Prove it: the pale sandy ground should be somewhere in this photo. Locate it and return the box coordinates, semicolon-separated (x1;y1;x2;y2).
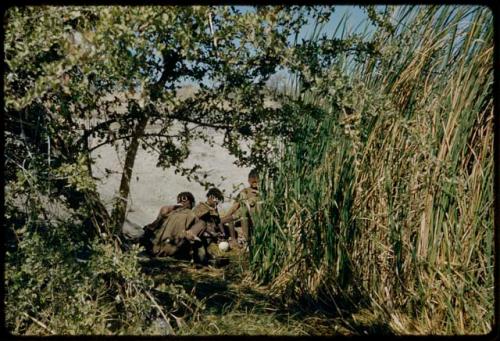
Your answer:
90;126;251;238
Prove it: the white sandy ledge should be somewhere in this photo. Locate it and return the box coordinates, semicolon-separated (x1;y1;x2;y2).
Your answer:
90;125;252;237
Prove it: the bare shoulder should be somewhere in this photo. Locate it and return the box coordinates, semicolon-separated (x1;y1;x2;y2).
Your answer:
160;205;175;217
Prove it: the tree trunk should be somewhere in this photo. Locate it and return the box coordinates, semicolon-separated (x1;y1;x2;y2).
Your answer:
111;116;149;234
110;51;171;236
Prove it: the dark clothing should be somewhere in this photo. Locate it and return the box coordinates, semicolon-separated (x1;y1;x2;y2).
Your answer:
151;207;198;257
193;202;222;237
143;205;179;233
222;187;260;241
237;187;259;240
140;205;181;252
141;203;219;264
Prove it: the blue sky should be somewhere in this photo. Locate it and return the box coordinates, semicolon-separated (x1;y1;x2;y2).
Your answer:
299;6;376;39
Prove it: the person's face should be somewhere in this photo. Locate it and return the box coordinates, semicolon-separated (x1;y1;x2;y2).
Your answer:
248;176;259;189
178;195;193;209
207;195;220;208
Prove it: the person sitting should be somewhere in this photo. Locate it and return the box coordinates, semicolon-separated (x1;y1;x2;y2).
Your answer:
183;187;227;261
220;169;260;249
140;192;197;251
192;187;225;240
144;192;212;264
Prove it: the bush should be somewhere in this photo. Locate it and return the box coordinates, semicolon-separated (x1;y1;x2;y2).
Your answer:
5;213;205;335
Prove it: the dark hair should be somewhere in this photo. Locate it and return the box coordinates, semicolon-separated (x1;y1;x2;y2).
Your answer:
177;192;195;206
248;168;259;179
206;187;224;202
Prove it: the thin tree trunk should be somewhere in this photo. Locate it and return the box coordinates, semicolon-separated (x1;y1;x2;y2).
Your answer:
109;48;175;236
111;115;149;234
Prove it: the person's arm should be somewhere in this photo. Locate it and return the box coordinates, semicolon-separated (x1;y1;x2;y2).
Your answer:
213;214;225;236
220;197;241;224
159;204;181;218
144;204;181;232
186;217;206;239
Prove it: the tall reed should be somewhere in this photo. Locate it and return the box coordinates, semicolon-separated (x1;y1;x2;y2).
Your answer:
251;5;493;334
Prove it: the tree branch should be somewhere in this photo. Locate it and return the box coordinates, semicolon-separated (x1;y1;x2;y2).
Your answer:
88;132;177;153
168;113;233;130
77;117;119;147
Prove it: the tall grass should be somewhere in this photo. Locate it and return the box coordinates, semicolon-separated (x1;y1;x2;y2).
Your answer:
250;5;493;334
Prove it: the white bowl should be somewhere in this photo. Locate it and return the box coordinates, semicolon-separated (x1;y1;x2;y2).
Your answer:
218;241;230;252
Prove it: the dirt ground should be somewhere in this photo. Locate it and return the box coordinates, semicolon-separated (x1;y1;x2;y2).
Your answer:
90;126;251;238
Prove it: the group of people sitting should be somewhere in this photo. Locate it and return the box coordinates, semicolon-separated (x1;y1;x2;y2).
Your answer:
131;169;260;265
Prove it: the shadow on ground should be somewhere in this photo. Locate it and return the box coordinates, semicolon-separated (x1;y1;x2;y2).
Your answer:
137;246;392;336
